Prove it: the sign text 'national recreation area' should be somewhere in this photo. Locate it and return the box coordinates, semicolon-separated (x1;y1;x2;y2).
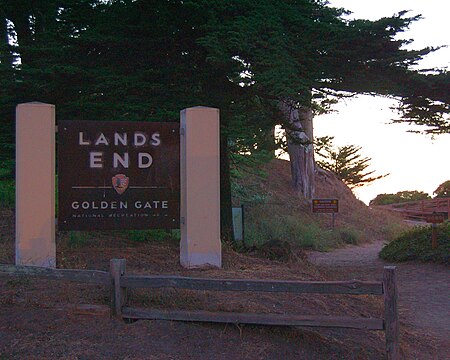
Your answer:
58;120;180;230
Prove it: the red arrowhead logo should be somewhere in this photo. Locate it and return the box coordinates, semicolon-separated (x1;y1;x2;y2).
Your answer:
112;174;129;195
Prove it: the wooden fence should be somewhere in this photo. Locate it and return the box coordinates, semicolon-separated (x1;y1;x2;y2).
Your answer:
0;260;399;359
376;197;450;222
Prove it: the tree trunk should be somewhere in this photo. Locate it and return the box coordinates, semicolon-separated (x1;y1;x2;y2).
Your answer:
220;132;235;243
280;101;315;200
0;17;12;67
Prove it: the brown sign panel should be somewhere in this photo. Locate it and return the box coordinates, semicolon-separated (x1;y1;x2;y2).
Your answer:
58;120;180;230
312;199;339;213
424;212;447;224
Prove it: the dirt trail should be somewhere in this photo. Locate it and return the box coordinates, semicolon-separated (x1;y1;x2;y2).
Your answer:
308;241;450;359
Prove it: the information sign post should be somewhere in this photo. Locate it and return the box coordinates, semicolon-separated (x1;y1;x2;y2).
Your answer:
312;199;339;229
424;212;446;249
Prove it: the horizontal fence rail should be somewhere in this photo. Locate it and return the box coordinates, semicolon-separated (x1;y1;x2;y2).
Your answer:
121;275;383;295
121;308;385;330
377;197;450;221
0;264;110;285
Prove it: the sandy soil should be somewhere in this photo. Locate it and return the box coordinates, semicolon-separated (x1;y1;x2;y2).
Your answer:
308;241;450;359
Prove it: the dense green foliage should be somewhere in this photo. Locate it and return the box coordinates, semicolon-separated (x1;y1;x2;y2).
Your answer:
379;223;450;264
1;1;448;153
1;0;449;236
370;190;431;205
315;136;387;188
0;178;14;208
433;180;450;198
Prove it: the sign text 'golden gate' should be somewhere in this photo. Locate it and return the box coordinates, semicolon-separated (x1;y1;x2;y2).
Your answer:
58;120;180;230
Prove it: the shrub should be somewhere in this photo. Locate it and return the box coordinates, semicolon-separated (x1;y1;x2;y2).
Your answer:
338;227;362;245
370;190;430;206
379;223;450;264
0;179;14;208
243;207;341;251
68;231;90;248
231;182;267;204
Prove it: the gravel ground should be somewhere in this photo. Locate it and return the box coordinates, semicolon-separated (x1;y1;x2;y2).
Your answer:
308;240;450;359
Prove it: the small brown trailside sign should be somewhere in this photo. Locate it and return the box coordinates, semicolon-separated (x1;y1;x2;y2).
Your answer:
312;199;339;213
424;212;446;224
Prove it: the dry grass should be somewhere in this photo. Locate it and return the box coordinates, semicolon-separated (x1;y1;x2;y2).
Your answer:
233;159;408;250
0;208;14;264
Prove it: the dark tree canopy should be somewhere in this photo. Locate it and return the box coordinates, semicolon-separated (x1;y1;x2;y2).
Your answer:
315;136;388;188
433;180;450;198
1;1;449;151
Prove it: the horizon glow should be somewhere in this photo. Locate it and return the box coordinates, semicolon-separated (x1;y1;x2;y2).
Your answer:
314;0;450;204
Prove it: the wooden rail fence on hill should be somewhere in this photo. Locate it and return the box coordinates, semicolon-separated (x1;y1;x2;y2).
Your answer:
376;197;450;222
0;260;400;360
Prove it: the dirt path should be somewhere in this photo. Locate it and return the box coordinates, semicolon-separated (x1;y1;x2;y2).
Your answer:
308;241;450;359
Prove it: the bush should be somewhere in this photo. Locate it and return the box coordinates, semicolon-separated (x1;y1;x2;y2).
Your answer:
370;190;430;206
0;179;14;208
68;231;90;248
379;223;450;264
243;207;342;251
338;227;363;245
231;182;267;204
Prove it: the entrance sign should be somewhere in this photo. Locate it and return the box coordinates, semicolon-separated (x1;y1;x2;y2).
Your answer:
58;120;180;230
312;199;339;213
16;103;221;269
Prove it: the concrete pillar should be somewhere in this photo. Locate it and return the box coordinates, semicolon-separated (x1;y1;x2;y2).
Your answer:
16;102;56;267
180;107;221;268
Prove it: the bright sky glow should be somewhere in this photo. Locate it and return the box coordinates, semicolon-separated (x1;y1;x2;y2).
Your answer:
314;0;450;204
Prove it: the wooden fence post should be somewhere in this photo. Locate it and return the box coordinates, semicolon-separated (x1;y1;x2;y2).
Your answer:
383;266;399;360
110;259;126;319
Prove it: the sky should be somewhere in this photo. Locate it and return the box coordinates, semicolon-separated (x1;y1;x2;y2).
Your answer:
313;0;450;204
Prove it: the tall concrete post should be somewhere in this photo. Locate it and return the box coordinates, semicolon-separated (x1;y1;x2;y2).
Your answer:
16;102;56;268
180;107;221;268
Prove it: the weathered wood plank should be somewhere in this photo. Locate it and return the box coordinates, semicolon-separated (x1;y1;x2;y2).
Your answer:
122;307;384;330
110;259;126;318
121;275;383;295
0;264;110;285
55;304;110;316
383;266;400;360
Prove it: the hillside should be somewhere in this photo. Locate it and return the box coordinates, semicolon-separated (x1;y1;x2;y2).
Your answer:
232;158;407;251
